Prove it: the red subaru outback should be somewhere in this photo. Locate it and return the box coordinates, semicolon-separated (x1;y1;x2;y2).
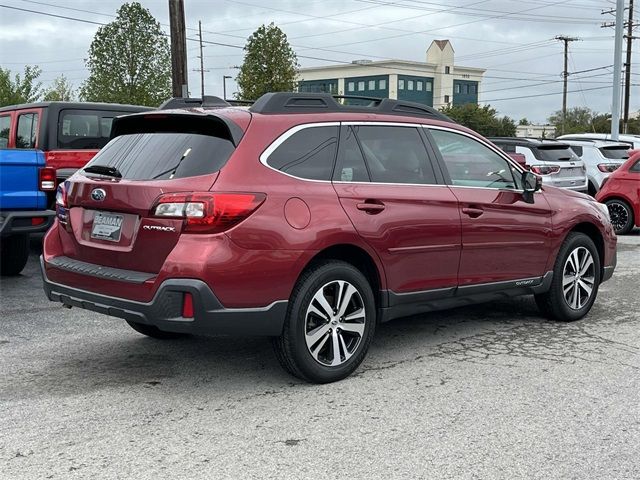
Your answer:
42;93;617;383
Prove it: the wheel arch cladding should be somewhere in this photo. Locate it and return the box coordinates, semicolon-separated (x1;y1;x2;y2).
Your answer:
570;222;604;273
302;244;384;309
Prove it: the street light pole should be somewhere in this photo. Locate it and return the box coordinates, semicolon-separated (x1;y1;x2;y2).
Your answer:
223;75;232;100
610;0;625;141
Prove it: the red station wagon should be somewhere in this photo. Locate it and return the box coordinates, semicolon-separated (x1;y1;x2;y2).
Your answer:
42;93;617;383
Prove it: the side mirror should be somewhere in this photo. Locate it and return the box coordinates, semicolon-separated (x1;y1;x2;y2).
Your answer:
522;171;542;204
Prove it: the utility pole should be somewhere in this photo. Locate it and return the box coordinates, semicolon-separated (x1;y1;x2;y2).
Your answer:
556;35;579;135
169;0;188;97
611;0;625;140
198;20;205;98
623;0;635;133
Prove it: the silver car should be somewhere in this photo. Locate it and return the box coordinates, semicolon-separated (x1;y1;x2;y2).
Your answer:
561;139;630;195
489;138;588;192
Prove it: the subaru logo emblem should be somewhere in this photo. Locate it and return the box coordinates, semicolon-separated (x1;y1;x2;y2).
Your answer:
91;188;106;201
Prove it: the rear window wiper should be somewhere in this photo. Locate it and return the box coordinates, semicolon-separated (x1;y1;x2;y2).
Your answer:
83;165;122;178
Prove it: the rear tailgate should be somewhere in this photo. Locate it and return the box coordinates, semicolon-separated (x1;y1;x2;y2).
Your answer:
53;111;246;274
0;149;47;210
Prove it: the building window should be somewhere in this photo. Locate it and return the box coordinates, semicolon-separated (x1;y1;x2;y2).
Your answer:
416;81;423;91
445;66;450;74
426;82;432;92
463;84;469;94
398;79;405;90
358;81;365;91
368;80;376;90
407;80;414;91
455;84;461;94
379;79;386;89
444;95;450;104
470;84;477;94
348;82;355;92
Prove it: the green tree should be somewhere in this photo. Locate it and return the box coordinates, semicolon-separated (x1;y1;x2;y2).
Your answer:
236;23;298;100
548;107;594;135
440;103;517;137
518;118;530;126
80;2;171;106
0;65;42;107
43;75;75;101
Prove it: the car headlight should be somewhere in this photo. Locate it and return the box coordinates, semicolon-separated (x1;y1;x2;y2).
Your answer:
594;201;611;222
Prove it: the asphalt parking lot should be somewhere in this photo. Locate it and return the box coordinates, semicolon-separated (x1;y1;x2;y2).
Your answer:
1;232;639;480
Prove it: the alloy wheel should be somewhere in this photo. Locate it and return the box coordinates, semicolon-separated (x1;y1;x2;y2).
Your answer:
562;246;595;310
607;201;629;233
304;280;366;366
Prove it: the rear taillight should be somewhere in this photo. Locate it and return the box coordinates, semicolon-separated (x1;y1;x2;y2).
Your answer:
530;165;561;176
151;192;266;234
56;183;68;225
597;163;620;173
39;167;56;191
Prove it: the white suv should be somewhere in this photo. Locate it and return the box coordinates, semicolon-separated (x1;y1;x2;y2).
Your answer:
561;139;630;195
489;138;588;193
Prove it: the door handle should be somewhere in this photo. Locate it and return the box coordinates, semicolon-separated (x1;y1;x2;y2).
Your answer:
462;207;484;218
356;200;386;214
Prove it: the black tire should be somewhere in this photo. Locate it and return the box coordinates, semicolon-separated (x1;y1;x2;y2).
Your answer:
605;199;634;235
535;232;601;322
587;182;597;197
273;260;376;383
125;320;187;339
0;234;30;276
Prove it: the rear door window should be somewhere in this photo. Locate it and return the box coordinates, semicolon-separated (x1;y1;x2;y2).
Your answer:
58;110;123;149
85;132;235;180
0;115;10;149
16;112;38;148
333;126;370;182
266;125;338;181
352;125;436;185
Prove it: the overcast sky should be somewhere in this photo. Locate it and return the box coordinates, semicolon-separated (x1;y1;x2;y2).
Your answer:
0;0;637;122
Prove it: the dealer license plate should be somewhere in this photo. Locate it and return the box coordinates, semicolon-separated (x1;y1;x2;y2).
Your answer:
90;212;123;242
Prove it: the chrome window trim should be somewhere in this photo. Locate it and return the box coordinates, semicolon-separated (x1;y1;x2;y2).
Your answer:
259;122;340;183
259;120;531;192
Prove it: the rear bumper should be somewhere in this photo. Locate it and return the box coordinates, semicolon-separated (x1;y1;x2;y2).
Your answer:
0;210;55;237
41;256;288;336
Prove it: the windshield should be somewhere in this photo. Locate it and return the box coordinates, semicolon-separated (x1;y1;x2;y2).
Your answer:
599;146;630;160
85;132;234;180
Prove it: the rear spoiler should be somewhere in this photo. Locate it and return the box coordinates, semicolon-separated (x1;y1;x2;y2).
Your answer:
110;111;245;146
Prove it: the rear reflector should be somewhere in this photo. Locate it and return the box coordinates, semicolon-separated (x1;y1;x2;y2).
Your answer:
182;292;194;318
39;167;57;191
31;217;46;226
152;192;266;234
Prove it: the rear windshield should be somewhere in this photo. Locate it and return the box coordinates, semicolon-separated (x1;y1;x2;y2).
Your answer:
57;109;129;150
599;146;629;160
85;132;234;180
535;145;579;162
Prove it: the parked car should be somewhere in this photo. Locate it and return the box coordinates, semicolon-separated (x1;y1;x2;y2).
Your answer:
558;133;640;150
488;137;588;193
0;148;55;275
0;101;152;205
562;139;630;195
41;93;617;383
596;150;640;234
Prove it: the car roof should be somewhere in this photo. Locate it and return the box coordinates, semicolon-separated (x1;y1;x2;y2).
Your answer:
0;101;152;113
488;137;571;148
560;138;631;148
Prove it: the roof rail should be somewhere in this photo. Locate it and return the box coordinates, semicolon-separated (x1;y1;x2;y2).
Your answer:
248;92;454;123
159;95;230;110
